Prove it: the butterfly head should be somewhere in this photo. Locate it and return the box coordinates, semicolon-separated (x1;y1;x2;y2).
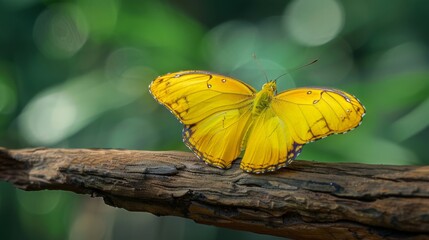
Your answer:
262;81;277;95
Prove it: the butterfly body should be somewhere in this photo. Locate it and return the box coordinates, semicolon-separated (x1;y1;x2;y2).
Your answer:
252;82;276;116
150;71;365;173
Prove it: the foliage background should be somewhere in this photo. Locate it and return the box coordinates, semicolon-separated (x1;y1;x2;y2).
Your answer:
1;0;428;239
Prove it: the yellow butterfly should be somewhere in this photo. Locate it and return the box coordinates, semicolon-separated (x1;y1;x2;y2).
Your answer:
149;70;365;173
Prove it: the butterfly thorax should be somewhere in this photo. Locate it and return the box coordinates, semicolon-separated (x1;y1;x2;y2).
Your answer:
251;81;276;116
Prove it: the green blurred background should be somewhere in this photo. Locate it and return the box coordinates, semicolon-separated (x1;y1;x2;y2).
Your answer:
1;0;428;239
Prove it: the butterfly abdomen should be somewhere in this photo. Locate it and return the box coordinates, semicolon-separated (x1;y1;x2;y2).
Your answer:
251;81;276;116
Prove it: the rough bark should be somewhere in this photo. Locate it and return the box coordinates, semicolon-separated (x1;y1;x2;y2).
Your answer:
0;147;428;240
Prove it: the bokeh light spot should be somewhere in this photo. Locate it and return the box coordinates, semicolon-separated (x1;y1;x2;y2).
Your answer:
202;21;257;72
105;48;147;82
18;91;78;145
18;70;145;146
392;97;429;141
284;0;345;46
33;3;89;59
372;42;428;78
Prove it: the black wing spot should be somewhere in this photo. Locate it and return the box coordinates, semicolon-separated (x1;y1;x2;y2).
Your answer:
182;125;193;141
205;74;214;88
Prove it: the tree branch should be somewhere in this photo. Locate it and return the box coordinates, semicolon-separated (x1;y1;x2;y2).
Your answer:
0;147;428;239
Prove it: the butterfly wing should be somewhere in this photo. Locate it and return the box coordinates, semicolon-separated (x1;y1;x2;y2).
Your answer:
150;71;256;168
240;87;365;173
150;71;256;124
183;107;253;168
273;87;365;143
240;108;300;173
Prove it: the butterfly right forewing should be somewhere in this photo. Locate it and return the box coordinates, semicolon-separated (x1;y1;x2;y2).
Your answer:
150;71;256;124
272;87;365;144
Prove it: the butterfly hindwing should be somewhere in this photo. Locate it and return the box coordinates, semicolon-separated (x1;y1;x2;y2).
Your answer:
183;107;253;168
240;108;303;173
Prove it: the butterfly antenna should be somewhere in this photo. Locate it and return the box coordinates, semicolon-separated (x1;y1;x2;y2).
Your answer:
274;59;319;82
252;53;270;83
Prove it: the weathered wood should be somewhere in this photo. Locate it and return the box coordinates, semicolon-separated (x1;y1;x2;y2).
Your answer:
0;147;428;240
